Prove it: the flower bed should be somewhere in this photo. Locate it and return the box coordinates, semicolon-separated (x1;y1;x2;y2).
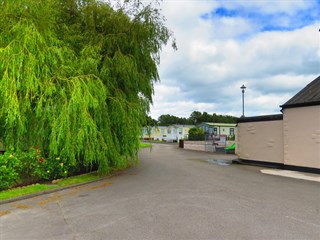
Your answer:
0;146;77;191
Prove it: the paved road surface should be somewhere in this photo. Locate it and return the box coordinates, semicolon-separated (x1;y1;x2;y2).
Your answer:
1;144;319;240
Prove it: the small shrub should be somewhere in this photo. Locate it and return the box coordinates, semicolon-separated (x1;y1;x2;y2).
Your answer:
0;146;88;190
17;147;44;184
42;155;76;181
0;150;22;191
188;127;205;141
18;146;76;183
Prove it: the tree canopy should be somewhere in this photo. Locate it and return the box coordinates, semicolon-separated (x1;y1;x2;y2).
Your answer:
0;0;175;173
157;114;190;126
156;111;238;126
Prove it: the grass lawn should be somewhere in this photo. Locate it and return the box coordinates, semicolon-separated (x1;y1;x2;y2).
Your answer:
0;184;58;201
0;172;105;201
55;172;102;187
139;142;152;148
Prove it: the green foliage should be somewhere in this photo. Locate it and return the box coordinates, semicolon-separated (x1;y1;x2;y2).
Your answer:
41;156;74;181
16;148;44;184
189;111;202;124
0;151;22;191
144;115;158;127
188;127;205;141
198;112;237;124
157;111;238;126
0;146;77;190
17;146;76;182
0;0;174;173
158;114;190;126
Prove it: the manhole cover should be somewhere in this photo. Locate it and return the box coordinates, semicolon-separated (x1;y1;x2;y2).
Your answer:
207;159;231;166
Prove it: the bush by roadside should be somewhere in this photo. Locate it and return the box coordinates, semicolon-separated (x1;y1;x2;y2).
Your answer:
0;146;76;191
188;127;205;141
0;142;151;192
0;151;21;190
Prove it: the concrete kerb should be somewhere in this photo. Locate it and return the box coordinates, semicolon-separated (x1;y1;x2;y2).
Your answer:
232;159;320;182
260;169;320;183
0;169;128;205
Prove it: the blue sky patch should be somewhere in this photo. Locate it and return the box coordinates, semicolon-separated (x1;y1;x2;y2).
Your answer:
215;7;238;18
201;3;319;33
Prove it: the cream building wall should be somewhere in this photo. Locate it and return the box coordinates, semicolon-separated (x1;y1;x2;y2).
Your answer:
283;106;320;168
237;76;320;171
237;119;284;164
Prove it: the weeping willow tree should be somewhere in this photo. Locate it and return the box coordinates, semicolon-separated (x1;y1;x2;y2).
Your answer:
0;0;176;173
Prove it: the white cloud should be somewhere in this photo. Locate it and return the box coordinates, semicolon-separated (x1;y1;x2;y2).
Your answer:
151;100;216;119
150;0;319;120
151;85;217;118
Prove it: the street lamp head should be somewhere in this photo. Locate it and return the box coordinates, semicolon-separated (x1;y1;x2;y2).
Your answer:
240;84;246;92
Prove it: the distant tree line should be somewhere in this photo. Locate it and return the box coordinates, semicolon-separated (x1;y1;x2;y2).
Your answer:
145;111;238;126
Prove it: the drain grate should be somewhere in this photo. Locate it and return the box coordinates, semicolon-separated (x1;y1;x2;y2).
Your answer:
207;159;232;166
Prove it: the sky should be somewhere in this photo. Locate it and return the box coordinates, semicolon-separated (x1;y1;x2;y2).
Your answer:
149;0;320;119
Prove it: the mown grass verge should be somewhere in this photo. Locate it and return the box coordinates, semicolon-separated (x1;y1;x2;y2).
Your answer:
55;172;101;187
0;172;103;201
0;184;58;201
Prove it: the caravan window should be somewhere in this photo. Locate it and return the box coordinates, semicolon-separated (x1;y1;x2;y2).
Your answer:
230;128;235;136
213;128;218;135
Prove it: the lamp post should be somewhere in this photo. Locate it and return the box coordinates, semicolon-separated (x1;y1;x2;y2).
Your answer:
240;84;246;117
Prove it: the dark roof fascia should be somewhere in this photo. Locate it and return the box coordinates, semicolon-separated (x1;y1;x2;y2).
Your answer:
237;114;283;123
281;76;320;109
280;101;320;110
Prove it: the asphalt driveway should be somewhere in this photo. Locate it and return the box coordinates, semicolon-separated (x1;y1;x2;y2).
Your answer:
1;143;319;240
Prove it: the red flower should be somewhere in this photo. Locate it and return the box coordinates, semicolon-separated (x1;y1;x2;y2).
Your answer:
35;146;39;149
39;157;44;163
